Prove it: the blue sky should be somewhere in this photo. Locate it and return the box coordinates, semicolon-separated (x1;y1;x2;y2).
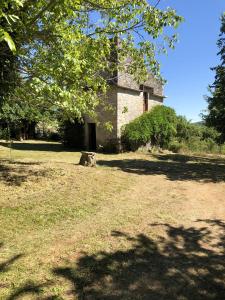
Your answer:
156;0;224;122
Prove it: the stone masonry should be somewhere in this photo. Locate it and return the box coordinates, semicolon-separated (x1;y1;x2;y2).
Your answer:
83;73;164;151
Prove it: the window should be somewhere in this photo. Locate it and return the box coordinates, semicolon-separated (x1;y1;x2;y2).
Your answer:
143;92;148;112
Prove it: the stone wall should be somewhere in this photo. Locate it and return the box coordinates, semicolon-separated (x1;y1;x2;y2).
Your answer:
117;71;140;91
117;71;164;97
84;84;163;151
148;95;163;110
117;87;163;137
144;74;164;97
84;86;118;150
117;87;143;137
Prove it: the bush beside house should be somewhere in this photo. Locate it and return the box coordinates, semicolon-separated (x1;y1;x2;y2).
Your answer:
121;106;177;151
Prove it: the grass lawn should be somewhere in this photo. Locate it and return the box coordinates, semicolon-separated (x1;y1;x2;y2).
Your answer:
0;140;225;299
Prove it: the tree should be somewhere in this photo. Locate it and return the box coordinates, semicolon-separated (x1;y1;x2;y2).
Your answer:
0;1;24;106
0;0;183;120
0;0;23;52
205;13;225;142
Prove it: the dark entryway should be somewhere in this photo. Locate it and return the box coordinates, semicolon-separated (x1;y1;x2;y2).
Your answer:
62;121;85;149
88;123;96;151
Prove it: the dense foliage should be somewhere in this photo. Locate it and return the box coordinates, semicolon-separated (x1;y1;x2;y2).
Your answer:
0;0;182;122
121;106;224;154
204;13;225;142
169;116;224;154
122;105;177;150
176;116;220;142
0;98;57;140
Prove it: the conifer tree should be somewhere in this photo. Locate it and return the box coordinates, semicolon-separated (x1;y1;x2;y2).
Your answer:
205;13;225;142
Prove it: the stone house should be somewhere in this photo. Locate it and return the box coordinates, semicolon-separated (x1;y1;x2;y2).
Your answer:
64;40;164;152
64;70;164;152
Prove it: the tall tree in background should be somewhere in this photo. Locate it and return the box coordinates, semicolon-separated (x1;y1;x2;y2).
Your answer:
0;0;183;121
0;1;22;105
205;13;225;142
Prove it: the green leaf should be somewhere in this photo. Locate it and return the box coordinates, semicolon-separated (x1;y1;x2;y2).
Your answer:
2;31;16;53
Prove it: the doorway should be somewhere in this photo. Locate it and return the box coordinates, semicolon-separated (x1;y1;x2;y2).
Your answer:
88;123;96;151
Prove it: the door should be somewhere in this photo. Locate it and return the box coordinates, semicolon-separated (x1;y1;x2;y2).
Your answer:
88;123;96;151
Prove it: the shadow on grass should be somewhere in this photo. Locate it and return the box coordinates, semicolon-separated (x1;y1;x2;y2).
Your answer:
0;243;24;293
0;243;24;274
98;154;225;182
7;281;54;300
0;160;51;186
53;219;225;300
0;141;75;152
153;153;225;165
0;244;54;299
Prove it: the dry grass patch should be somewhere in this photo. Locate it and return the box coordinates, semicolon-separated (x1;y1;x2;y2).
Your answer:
0;141;225;299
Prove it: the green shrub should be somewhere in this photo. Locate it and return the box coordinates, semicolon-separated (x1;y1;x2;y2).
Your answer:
122;106;223;154
219;144;225;155
176;116;221;143
0;127;10;140
187;137;218;153
169;137;223;155
176;116;193;142
168;141;185;153
122;105;177;150
200;126;221;142
121;113;151;150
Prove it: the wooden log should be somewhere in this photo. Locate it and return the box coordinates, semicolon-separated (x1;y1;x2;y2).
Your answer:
79;151;96;167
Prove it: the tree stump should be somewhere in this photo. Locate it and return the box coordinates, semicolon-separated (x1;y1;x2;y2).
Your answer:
79;151;96;167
